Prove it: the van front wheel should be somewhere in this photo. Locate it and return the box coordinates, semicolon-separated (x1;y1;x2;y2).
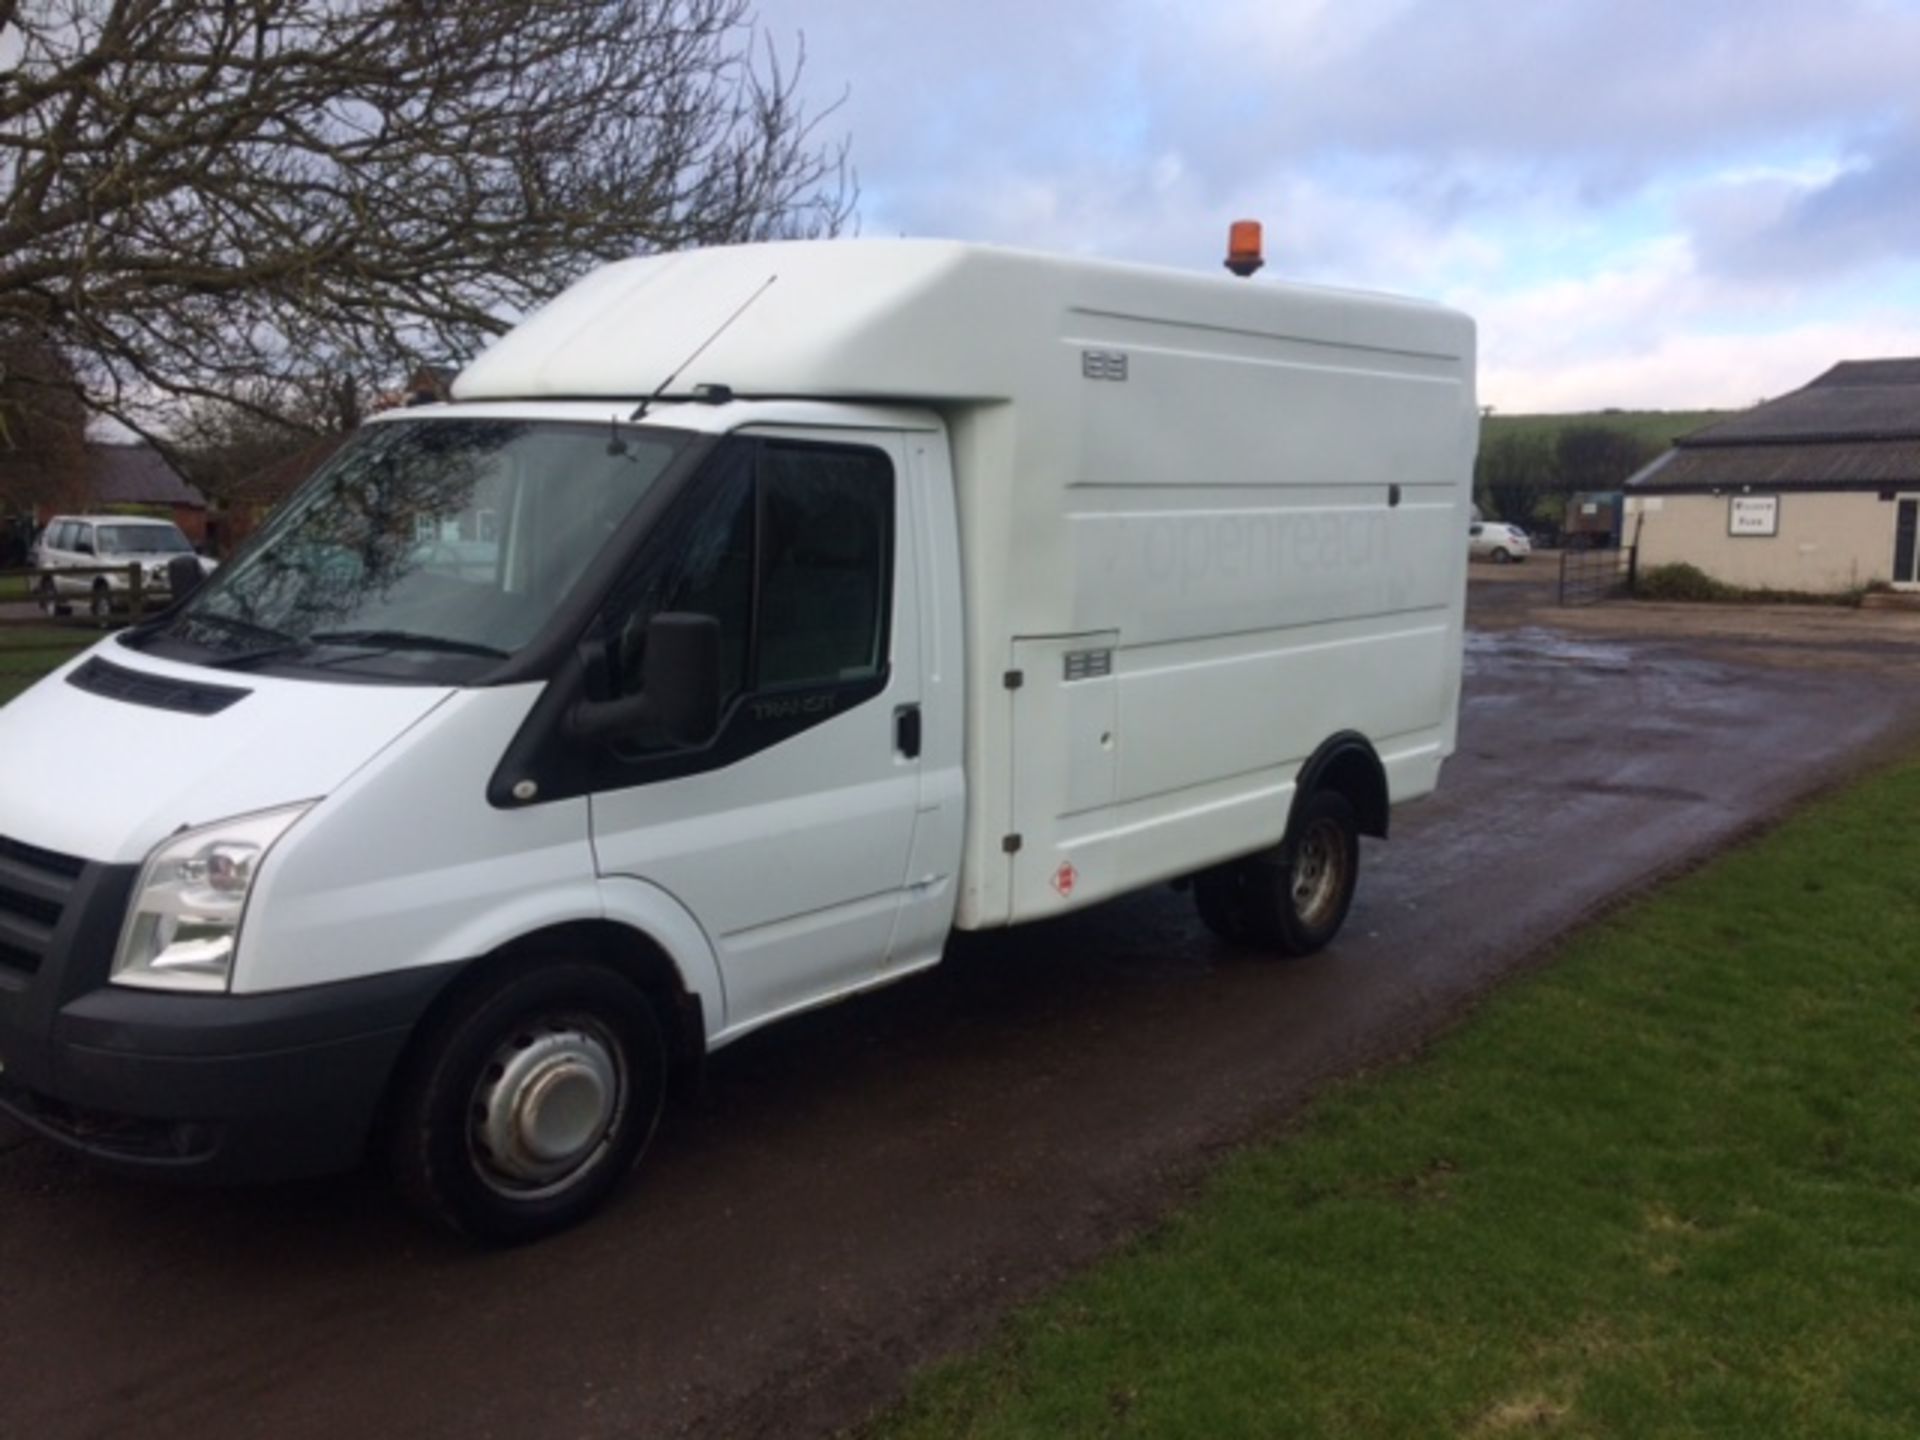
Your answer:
386;961;668;1244
1194;790;1360;956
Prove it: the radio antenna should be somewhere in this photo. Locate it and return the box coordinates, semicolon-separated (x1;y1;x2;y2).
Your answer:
630;272;778;422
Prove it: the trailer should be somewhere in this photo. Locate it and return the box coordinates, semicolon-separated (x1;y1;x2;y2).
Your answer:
1565;490;1625;548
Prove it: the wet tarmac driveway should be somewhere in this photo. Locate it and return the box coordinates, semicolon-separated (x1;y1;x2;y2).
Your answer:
5;593;1920;1440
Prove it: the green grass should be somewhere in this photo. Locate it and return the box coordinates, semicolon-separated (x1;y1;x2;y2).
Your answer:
873;758;1920;1439
1484;409;1733;453
0;623;92;705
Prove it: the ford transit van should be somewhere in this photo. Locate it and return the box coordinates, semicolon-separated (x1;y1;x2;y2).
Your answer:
0;240;1477;1239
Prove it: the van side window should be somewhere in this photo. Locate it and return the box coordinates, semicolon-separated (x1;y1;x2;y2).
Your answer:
602;438;894;751
610;441;756;708
72;524;94;555
756;444;891;687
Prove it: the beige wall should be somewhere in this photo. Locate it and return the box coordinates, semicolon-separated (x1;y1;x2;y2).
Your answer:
1627;491;1906;593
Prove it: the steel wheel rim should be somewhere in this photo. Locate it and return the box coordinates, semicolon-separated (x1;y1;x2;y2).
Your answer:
467;1015;629;1200
1290;819;1348;930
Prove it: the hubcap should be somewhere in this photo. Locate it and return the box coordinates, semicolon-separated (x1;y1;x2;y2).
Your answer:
469;1021;626;1197
1290;819;1348;930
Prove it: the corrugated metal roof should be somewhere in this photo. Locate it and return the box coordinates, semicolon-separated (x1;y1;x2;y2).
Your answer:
1626;439;1920;491
1628;355;1920;492
1678;355;1920;446
1819;358;1920;387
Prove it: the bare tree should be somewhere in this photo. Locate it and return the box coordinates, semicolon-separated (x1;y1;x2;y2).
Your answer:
169;380;330;503
0;330;88;514
0;0;853;450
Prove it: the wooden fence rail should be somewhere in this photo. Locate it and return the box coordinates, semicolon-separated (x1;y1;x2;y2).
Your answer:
0;564;169;641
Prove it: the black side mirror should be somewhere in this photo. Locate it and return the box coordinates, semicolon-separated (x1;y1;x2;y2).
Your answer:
165;554;205;603
638;612;722;743
568;612;723;746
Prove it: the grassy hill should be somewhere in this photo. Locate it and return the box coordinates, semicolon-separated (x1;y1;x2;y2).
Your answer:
1474;409;1742;530
1483;409;1734;453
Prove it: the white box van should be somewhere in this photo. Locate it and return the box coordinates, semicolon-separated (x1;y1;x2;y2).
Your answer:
0;241;1476;1239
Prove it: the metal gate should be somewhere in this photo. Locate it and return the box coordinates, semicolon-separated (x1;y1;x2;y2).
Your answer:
1557;544;1636;606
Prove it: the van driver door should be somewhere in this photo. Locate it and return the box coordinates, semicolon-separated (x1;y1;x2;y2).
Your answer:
586;430;928;1035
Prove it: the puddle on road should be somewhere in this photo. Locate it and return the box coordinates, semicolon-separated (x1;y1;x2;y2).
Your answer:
1465;626;1639;675
1462;624;1766;732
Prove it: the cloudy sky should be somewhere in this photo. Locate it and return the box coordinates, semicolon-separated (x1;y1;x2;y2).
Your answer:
752;0;1920;414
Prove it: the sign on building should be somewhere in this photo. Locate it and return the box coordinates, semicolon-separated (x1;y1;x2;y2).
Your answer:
1729;494;1780;537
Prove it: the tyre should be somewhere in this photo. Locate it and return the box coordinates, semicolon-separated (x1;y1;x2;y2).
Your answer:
1193;790;1361;957
36;576;61;615
89;582;113;621
386;960;669;1244
1491;547;1512;565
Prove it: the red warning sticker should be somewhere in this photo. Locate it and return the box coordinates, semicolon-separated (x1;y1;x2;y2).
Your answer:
1052;861;1077;898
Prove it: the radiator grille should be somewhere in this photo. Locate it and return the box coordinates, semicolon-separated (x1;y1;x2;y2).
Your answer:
0;836;85;977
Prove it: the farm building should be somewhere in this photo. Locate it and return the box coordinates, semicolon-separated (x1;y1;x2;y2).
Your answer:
29;443;210;546
1625;357;1920;594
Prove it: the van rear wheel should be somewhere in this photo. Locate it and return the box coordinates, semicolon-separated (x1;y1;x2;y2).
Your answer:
1194;790;1360;956
386;960;668;1244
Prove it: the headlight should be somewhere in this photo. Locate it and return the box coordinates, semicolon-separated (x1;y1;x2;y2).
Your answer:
113;803;313;993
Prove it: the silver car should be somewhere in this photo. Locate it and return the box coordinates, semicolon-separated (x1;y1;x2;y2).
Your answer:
31;514;214;618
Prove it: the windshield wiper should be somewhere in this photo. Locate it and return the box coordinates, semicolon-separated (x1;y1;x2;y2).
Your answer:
306;629;511;660
176;612;305;669
184;611;294;646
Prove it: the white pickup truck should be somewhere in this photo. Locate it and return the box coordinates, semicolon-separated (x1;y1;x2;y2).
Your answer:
0;240;1477;1240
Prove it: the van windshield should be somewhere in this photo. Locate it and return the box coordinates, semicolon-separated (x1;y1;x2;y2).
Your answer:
148;418;687;679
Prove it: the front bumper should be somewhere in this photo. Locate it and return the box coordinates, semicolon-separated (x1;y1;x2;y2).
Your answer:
0;845;457;1182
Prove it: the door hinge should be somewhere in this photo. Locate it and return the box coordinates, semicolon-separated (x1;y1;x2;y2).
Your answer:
1003;669;1024;690
1002;833;1023;854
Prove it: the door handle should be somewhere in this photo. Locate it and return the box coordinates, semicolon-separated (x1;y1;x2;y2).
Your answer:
894;704;922;759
